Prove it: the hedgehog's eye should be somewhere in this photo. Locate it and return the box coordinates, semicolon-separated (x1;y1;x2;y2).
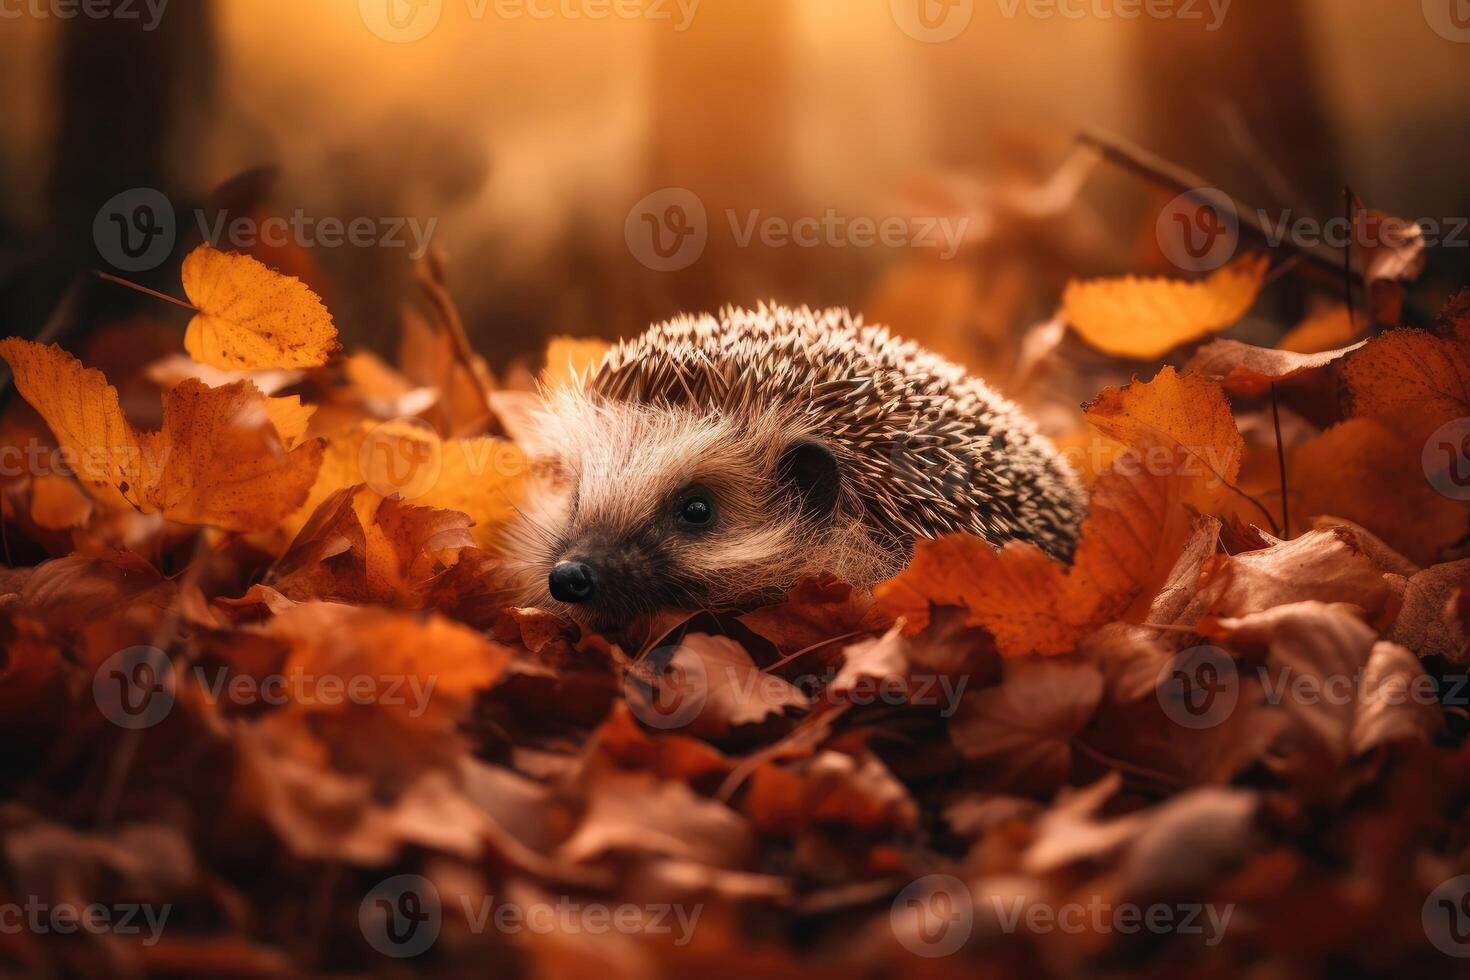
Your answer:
674;487;716;529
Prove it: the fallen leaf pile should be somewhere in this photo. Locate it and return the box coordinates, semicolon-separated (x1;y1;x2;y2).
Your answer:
2;241;1470;978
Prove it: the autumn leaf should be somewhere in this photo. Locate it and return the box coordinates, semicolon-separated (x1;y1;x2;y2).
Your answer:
1062;253;1270;359
541;337;611;389
1341;317;1470;442
877;367;1244;656
1351;199;1427;326
1281;306;1358;354
1290;418;1468;567
0;339;323;531
1186;338;1365;397
181;245;339;371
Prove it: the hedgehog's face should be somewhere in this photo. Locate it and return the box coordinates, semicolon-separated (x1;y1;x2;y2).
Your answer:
509;397;843;631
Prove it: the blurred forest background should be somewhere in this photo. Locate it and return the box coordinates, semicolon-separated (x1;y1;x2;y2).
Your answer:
1;0;1468;399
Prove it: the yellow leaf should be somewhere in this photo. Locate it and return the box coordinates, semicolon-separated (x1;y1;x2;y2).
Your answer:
0;338;143;510
264;395;316;450
0;339;322;532
181;245;339;371
1063;254;1270;359
1281;306;1358;354
541;337;610;389
282;420;526;549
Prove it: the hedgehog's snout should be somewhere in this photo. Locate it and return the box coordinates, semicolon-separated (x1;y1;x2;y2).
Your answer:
548;560;596;604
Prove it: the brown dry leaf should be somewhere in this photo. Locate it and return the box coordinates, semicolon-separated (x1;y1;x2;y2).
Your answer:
1062;254;1270;359
1212;602;1435;763
1199;527;1392;619
1341;317;1470;442
1351;201;1427;326
948;657;1103;794
269;486;473;606
0;340;323;531
541;337;611;389
744;751;918;834
557;764;753;870
1186;338;1365;397
1388;559;1470;661
877;368;1243;656
631;634;808;740
181;245;339;370
1291;418;1468;567
736;578;886;659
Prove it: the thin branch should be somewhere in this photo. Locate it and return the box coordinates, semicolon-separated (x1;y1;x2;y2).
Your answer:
1077;128;1359;281
93;270;199;312
1270;383;1290;539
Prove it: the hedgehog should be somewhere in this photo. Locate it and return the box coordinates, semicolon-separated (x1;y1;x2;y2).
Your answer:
507;304;1086;631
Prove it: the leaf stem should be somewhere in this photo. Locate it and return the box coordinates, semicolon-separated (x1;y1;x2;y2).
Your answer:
93;270;198;312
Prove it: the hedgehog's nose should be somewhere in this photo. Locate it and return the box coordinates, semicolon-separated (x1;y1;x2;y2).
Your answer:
549;561;596;604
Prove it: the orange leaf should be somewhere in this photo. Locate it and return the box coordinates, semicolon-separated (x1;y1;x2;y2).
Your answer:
1062;254;1269;359
181;245;339;370
0;339;322;531
877;368;1243;656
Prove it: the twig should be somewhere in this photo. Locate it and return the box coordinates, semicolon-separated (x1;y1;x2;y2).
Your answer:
1270;383;1290;539
93;270;199;312
1077;129;1359;281
414;249;504;437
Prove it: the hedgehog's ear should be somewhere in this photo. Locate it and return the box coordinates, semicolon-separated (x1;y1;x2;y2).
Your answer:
777;438;840;522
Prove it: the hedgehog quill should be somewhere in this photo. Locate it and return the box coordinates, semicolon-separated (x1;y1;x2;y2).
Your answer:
508;305;1086;631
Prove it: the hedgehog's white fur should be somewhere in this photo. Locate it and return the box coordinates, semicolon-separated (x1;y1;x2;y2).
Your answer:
506;304;1086;628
